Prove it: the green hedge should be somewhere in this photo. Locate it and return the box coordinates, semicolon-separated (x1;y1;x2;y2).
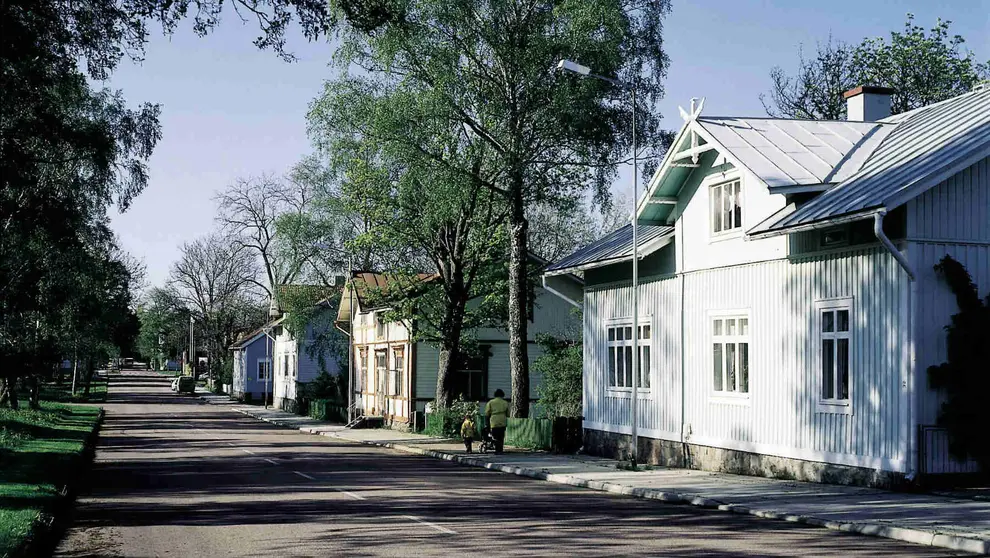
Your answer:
506;418;552;450
308;399;347;423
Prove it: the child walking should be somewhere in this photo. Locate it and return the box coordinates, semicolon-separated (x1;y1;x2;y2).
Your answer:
460;415;476;453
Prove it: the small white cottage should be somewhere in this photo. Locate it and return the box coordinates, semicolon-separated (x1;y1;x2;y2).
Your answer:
546;85;990;486
270;285;343;412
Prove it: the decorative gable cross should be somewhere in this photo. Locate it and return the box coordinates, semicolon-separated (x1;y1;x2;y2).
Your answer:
672;97;709;167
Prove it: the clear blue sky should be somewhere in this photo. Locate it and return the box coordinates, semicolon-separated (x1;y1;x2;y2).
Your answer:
108;0;989;288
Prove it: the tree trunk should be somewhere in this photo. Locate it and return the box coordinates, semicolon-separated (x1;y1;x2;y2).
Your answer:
507;190;530;418
5;377;19;410
84;360;94;396
434;276;469;408
72;354;79;395
0;378;9;407
27;375;40;410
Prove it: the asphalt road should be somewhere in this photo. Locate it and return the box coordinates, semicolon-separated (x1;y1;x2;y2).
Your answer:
54;371;963;557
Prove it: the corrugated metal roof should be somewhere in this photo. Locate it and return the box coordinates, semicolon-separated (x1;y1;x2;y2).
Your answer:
695;117;894;188
753;87;990;234
545;224;674;274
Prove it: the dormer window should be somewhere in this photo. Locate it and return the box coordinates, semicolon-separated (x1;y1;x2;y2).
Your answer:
711;179;742;235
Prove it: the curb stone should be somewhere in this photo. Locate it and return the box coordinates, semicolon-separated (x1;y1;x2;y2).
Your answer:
204;395;990;555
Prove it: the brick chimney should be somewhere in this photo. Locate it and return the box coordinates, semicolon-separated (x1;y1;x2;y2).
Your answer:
844;86;895;121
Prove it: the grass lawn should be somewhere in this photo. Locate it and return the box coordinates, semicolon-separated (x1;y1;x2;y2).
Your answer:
36;376;109;404
0;402;101;556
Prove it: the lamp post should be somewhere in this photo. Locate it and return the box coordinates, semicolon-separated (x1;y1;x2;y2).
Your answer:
557;59;640;465
188;315;195;379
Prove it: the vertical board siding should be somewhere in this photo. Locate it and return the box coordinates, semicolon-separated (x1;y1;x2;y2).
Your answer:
586;246;908;469
908;155;990;472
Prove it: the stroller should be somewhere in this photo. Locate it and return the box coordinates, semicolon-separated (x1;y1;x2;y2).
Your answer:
478;426;497;454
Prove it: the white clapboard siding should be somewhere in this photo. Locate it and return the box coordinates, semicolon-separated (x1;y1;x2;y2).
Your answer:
586;246;909;471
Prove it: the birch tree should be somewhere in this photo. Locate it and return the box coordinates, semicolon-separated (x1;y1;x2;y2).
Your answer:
326;0;673;417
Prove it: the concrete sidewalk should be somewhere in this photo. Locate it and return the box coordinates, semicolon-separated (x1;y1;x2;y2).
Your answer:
197;392;990;555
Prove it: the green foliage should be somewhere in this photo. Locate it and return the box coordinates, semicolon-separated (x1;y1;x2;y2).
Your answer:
308;399;348;422
299;371;347;402
927;255;990;470
534;334;583;419
278;286;348;374
765;14;989;119
425;399;480;438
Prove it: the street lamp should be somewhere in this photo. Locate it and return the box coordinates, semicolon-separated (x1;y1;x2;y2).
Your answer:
557;58;641;465
188;315;195;379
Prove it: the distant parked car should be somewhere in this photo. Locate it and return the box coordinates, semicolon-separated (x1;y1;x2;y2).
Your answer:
172;376;195;394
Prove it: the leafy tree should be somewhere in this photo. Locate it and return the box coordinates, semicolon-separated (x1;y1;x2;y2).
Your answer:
534;333;583;420
327;0;672;417
276;284;348;376
927;255;990;471
308;71;510;406
764;15;989;119
136;287;192;368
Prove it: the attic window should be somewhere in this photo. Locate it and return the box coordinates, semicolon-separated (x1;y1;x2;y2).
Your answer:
820;227;850;248
711;179;742;235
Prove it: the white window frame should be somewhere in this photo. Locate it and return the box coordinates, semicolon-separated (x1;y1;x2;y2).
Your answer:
816;298;853;415
709;310;751;404
604;316;652;398
256;357;271;381
375;313;386;339
709;175;743;239
390;347;405;397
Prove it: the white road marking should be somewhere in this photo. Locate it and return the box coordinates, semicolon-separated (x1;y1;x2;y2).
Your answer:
264;458;279;465
240;448;255;455
333;487;366;500
293;471;315;480
401;515;457;535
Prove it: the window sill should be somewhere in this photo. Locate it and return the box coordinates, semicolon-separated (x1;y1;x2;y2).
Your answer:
606;388;652;399
709;393;751;406
709;230;744;244
816;400;853;415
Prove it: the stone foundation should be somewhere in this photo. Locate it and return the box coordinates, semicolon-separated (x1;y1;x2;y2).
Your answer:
583;428;907;489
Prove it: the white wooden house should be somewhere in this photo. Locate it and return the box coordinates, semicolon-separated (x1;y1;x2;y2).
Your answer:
336;270;581;428
545;86;990;486
270;285;343;412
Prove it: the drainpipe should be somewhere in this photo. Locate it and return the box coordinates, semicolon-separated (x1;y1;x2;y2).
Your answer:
873;211;914;281
873;210;918;481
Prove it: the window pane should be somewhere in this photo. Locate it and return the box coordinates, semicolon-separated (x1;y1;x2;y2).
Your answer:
608;328;615;341
733;181;742;229
739;318;749;336
713;319;723;336
640;325;651;340
723;183;732;230
726;318;737;336
822;311;834;333
712;186;723;232
822;339;835;399
837;310;850;332
837;339;849;399
726;343;737;391
624;346;633;388
616;346;625;387
739;343;749;393
624;326;633;341
641;346;651;389
608;347;616;387
713;343;723;391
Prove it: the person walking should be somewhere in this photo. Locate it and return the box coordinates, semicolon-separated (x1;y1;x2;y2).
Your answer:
460;414;476;453
485;389;509;454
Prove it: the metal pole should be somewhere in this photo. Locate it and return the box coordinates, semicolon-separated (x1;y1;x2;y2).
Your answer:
265;324;271;409
347;262;354;423
630;85;639;465
189;315;194;379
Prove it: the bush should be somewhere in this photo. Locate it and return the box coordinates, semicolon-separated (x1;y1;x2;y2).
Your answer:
308;399;348;423
927;255;990;470
425;398;480;438
534;334;583;419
